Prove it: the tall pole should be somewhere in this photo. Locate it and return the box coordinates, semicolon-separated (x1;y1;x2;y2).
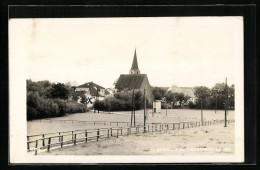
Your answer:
133;90;135;126
165;99;168;117
224;77;228;127
201;98;203;123
215;96;217;114
144;89;146;132
131;90;133;126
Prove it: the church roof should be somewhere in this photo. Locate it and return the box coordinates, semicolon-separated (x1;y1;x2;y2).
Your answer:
167;86;195;98
115;74;148;90
130;49;139;70
77;82;105;89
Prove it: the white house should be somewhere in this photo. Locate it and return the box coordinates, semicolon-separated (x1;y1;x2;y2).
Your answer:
167;85;196;106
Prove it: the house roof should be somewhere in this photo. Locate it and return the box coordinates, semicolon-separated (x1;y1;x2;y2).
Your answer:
77;82;105;89
72;91;86;97
167;86;195;98
115;74;148;90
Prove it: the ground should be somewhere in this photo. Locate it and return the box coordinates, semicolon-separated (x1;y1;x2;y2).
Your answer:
40;122;234;155
27;109;235;155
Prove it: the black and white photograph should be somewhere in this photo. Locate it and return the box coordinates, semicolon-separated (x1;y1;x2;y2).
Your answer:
9;16;244;163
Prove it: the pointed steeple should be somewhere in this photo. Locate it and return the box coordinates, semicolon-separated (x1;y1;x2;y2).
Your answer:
129;49;140;74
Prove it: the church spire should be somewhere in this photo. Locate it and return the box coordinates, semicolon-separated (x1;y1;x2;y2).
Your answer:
129;48;140;74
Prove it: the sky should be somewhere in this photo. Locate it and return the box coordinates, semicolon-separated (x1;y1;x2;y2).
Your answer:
9;17;243;89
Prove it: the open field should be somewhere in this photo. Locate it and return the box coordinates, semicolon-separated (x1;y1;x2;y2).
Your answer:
27;109;234;136
39;122;234;155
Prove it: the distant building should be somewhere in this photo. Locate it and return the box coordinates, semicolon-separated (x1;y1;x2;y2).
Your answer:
153;100;162;113
75;81;106;97
167;85;196;105
73;81;108;108
115;49;152;102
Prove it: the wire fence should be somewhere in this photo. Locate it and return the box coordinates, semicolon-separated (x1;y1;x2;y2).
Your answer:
27;119;235;155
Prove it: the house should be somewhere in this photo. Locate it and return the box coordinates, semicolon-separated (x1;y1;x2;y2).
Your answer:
114;49;152;102
167;85;196;105
106;88;116;96
73;81;108;108
75;81;106;99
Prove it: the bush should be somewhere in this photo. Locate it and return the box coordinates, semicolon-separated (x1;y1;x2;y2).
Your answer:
188;101;196;109
27;91;87;120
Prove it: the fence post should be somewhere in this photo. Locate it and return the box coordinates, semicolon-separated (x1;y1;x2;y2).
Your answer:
42;135;45;146
117;129;119;138
97;129;100;141
86;131;89;142
47;138;51;152
111;128;113;137
108;129;110;138
27;142;30;151
35;140;38;149
183;123;185;129
129;127;131;134
148;124;150;132
59;132;61;142
121;127;123;136
72;131;74;141
61;136;63;148
94;121;95;125
74;134;77;145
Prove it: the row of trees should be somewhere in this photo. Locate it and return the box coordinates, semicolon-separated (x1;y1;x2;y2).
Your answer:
27;80;87;120
152;83;235;110
94;90;150;112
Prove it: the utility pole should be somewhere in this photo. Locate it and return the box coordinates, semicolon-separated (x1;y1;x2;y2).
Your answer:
144;89;146;132
224;77;228;127
131;90;134;126
201;98;203;123
215;96;217;114
133;90;135;126
166;100;167;117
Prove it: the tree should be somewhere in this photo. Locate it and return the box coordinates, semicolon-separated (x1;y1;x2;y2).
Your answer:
152;87;167;100
165;91;177;107
50;83;71;100
80;95;87;105
194;86;211;108
174;92;190;108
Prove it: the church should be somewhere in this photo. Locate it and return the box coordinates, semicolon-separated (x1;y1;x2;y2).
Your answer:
115;49;152;102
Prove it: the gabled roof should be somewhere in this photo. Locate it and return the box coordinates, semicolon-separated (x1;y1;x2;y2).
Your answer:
115;74;148;90
168;86;195;98
130;49;139;70
72;91;86;97
77;82;105;89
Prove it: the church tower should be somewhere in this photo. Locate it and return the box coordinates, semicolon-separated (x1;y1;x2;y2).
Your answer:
129;49;140;74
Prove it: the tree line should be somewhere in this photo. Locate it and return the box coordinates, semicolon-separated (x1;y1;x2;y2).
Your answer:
152;83;235;110
27;79;87;120
94;90;150;112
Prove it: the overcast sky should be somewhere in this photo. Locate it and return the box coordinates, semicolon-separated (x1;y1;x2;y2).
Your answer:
9;17;243;88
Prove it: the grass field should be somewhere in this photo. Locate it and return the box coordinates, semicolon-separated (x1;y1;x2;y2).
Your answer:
27;109;234;136
27;109;235;155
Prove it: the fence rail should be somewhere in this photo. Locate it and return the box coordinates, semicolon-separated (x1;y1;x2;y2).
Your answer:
28;119;235;155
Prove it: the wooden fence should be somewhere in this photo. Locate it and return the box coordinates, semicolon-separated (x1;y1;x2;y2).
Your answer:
27;119;235;155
